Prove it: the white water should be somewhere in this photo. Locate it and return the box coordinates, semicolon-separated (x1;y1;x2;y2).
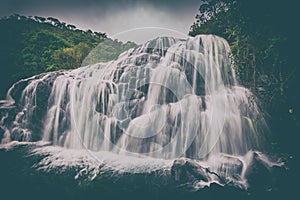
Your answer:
0;140;283;190
0;35;282;190
1;35;266;160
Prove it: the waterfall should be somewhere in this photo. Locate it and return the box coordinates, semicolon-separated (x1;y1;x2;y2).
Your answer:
0;35;266;160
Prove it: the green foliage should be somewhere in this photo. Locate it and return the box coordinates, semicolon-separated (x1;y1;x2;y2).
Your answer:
0;14;136;98
51;43;90;70
82;39;136;66
190;0;299;153
190;0;297;105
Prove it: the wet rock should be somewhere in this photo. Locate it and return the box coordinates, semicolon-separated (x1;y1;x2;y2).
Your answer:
171;158;210;182
210;154;244;182
0;126;4;141
134;53;149;66
246;151;285;190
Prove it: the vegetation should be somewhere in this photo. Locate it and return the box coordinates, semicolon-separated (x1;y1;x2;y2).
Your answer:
189;0;299;155
0;14;136;98
82;38;136;66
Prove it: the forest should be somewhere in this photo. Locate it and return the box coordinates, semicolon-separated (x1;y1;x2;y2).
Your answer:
0;14;136;98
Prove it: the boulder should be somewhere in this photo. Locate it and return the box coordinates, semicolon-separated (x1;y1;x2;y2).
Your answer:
171;158;210;183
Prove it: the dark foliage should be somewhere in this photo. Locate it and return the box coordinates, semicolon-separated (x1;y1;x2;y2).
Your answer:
189;0;299;160
0;14;136;98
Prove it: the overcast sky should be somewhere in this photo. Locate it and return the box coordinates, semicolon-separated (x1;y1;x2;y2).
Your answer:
0;0;201;44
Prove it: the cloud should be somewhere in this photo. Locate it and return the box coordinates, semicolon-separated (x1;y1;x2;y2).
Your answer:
0;0;201;43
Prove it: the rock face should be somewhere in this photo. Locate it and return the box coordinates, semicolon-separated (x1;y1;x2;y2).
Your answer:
171;151;284;189
0;72;62;142
0;35;265;160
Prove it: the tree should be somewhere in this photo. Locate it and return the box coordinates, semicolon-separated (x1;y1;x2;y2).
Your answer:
189;0;300;156
0;14;136;98
67;24;76;30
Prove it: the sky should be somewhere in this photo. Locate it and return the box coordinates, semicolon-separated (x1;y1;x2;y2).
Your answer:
0;0;201;44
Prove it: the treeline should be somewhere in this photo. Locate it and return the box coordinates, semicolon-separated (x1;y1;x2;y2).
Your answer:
0;14;136;98
189;0;299;154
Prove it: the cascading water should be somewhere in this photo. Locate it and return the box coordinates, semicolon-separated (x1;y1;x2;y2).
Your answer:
0;35;282;191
